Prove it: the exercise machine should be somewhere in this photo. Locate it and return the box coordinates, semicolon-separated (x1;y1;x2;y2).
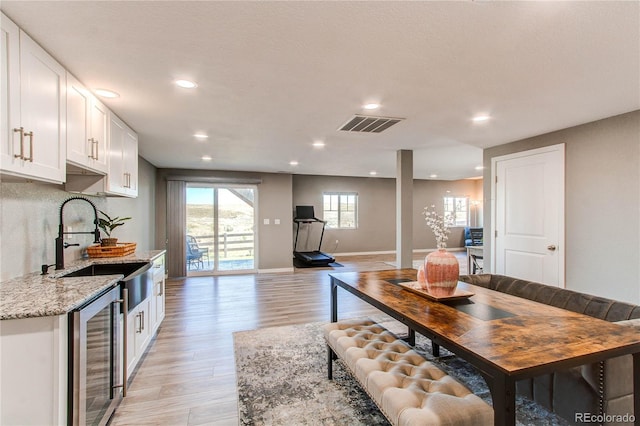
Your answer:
293;205;335;266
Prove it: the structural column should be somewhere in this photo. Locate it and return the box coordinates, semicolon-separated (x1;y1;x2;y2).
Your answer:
396;150;413;269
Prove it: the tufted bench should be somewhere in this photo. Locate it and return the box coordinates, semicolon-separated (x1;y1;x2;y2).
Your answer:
323;318;494;426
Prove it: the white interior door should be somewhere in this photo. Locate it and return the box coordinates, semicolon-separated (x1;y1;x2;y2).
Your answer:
492;144;565;287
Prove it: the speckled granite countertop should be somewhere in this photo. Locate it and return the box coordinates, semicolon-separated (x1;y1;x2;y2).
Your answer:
0;250;165;320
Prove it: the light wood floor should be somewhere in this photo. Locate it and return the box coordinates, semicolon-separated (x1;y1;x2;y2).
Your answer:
110;252;466;426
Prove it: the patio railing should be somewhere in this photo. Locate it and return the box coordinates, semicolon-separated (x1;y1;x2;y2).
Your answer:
190;232;254;258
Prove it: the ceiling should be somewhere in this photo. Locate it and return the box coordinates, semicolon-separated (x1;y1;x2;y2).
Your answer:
2;1;639;180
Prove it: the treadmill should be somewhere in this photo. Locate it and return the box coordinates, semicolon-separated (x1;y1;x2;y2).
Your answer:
293;205;336;266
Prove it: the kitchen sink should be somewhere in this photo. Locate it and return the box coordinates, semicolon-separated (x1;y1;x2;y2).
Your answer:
62;262;150;277
62;262;153;312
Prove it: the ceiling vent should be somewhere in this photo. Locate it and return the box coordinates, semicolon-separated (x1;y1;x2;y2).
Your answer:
338;115;404;133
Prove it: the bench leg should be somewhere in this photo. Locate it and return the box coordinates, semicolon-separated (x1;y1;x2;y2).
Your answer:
327;345;336;380
432;341;440;357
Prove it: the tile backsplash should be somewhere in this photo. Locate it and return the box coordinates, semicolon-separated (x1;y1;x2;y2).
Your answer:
1;160;156;281
0;182;109;280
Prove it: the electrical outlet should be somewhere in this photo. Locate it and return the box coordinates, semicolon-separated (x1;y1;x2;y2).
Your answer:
67;226;73;239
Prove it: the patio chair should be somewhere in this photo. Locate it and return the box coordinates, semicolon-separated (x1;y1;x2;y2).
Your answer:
186;235;209;270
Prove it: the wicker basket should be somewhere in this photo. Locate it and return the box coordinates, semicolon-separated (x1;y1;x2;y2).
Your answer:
87;242;137;258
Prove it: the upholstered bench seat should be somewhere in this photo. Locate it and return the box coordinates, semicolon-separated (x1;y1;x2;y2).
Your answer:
323;318;494;426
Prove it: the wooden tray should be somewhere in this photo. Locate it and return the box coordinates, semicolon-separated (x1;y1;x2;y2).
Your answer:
398;281;474;301
87;242;137;258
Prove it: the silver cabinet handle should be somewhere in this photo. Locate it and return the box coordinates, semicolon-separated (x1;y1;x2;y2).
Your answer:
141;310;145;331
88;138;95;159
88;138;99;160
94;139;99;160
13;127;24;159
24;131;33;162
547;245;557;251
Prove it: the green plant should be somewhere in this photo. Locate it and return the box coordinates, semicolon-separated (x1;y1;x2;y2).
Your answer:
98;210;132;237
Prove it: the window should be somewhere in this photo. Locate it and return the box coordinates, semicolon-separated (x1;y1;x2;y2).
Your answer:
443;196;469;227
323;192;358;229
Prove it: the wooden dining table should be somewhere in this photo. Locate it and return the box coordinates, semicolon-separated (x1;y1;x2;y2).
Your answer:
329;269;640;426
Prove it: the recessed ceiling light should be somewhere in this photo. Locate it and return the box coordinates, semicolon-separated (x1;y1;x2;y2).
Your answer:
369;171;378;176
312;141;325;148
201;155;212;161
175;79;198;89
94;89;119;98
289;161;299;166
430;174;438;178
472;114;491;123
194;133;208;139
363;103;380;110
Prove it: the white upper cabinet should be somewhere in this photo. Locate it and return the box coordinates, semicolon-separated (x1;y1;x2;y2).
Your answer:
90;96;109;172
108;113;138;197
0;13;66;184
66;72;108;174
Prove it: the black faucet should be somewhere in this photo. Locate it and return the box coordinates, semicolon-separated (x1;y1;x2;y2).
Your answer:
55;196;101;270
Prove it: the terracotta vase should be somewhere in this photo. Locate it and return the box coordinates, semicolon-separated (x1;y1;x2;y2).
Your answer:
424;248;459;296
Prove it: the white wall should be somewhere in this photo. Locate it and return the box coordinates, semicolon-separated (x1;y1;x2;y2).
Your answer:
483;110;640;303
292;175;482;254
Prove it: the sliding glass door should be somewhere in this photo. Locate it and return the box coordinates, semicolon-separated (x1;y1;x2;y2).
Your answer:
186;183;256;275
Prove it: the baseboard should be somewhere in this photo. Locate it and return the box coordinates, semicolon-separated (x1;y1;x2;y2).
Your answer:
332;250;396;256
258;267;295;274
333;247;466;257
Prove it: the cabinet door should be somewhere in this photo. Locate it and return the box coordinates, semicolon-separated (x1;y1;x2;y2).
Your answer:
89;97;109;173
14;30;66;183
122;126;138;197
66;73;91;167
1;14;21;174
107;113;138;197
138;298;151;351
155;279;165;329
108;114;126;195
66;72;109;175
126;299;152;379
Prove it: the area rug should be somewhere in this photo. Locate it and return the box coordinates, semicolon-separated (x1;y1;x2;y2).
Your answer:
234;321;569;426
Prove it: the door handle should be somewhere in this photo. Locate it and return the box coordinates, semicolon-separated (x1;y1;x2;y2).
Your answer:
113;288;128;397
547;245;557;251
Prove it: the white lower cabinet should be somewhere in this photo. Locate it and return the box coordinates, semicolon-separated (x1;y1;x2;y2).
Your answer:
151;253;166;334
126;297;151;379
0;315;67;425
125;253;166;379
